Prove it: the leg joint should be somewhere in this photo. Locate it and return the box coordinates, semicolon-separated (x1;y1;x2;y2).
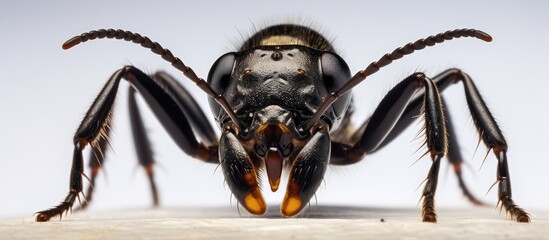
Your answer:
73;140;87;151
445;68;465;84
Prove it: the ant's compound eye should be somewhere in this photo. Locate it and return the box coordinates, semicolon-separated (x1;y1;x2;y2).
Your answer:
208;52;236;94
207;52;236;119
321;52;351;93
321;52;353;119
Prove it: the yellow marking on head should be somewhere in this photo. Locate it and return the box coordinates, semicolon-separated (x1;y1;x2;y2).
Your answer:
255;123;289;134
260;35;306;46
277;123;289;133
256;124;268;134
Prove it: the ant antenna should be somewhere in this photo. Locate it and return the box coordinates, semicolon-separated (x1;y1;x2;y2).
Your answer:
301;28;492;131
63;29;244;131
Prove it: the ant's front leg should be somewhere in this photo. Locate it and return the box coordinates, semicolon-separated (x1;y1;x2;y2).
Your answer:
36;66;218;222
35;68;121;222
331;73;447;222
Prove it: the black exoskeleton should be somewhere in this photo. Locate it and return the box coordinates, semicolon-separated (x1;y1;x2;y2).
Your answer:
35;24;529;223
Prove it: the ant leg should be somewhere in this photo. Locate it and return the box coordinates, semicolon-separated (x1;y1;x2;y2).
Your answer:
77;134;110;210
331;73;447;222
123;71;221;206
82;71;221;210
35;66;218;222
441;97;485;205
453;70;529;222
394;76;484;206
152;71;218;147
128;87;159;206
371;69;528;221
333;69;485;205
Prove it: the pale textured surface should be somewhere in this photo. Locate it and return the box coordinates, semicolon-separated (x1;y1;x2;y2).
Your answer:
1;206;547;240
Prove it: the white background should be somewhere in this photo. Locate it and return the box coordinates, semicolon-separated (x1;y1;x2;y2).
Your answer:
1;1;547;218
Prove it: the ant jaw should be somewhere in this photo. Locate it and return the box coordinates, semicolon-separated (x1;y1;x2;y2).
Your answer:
281;181;303;217
243;183;267;215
